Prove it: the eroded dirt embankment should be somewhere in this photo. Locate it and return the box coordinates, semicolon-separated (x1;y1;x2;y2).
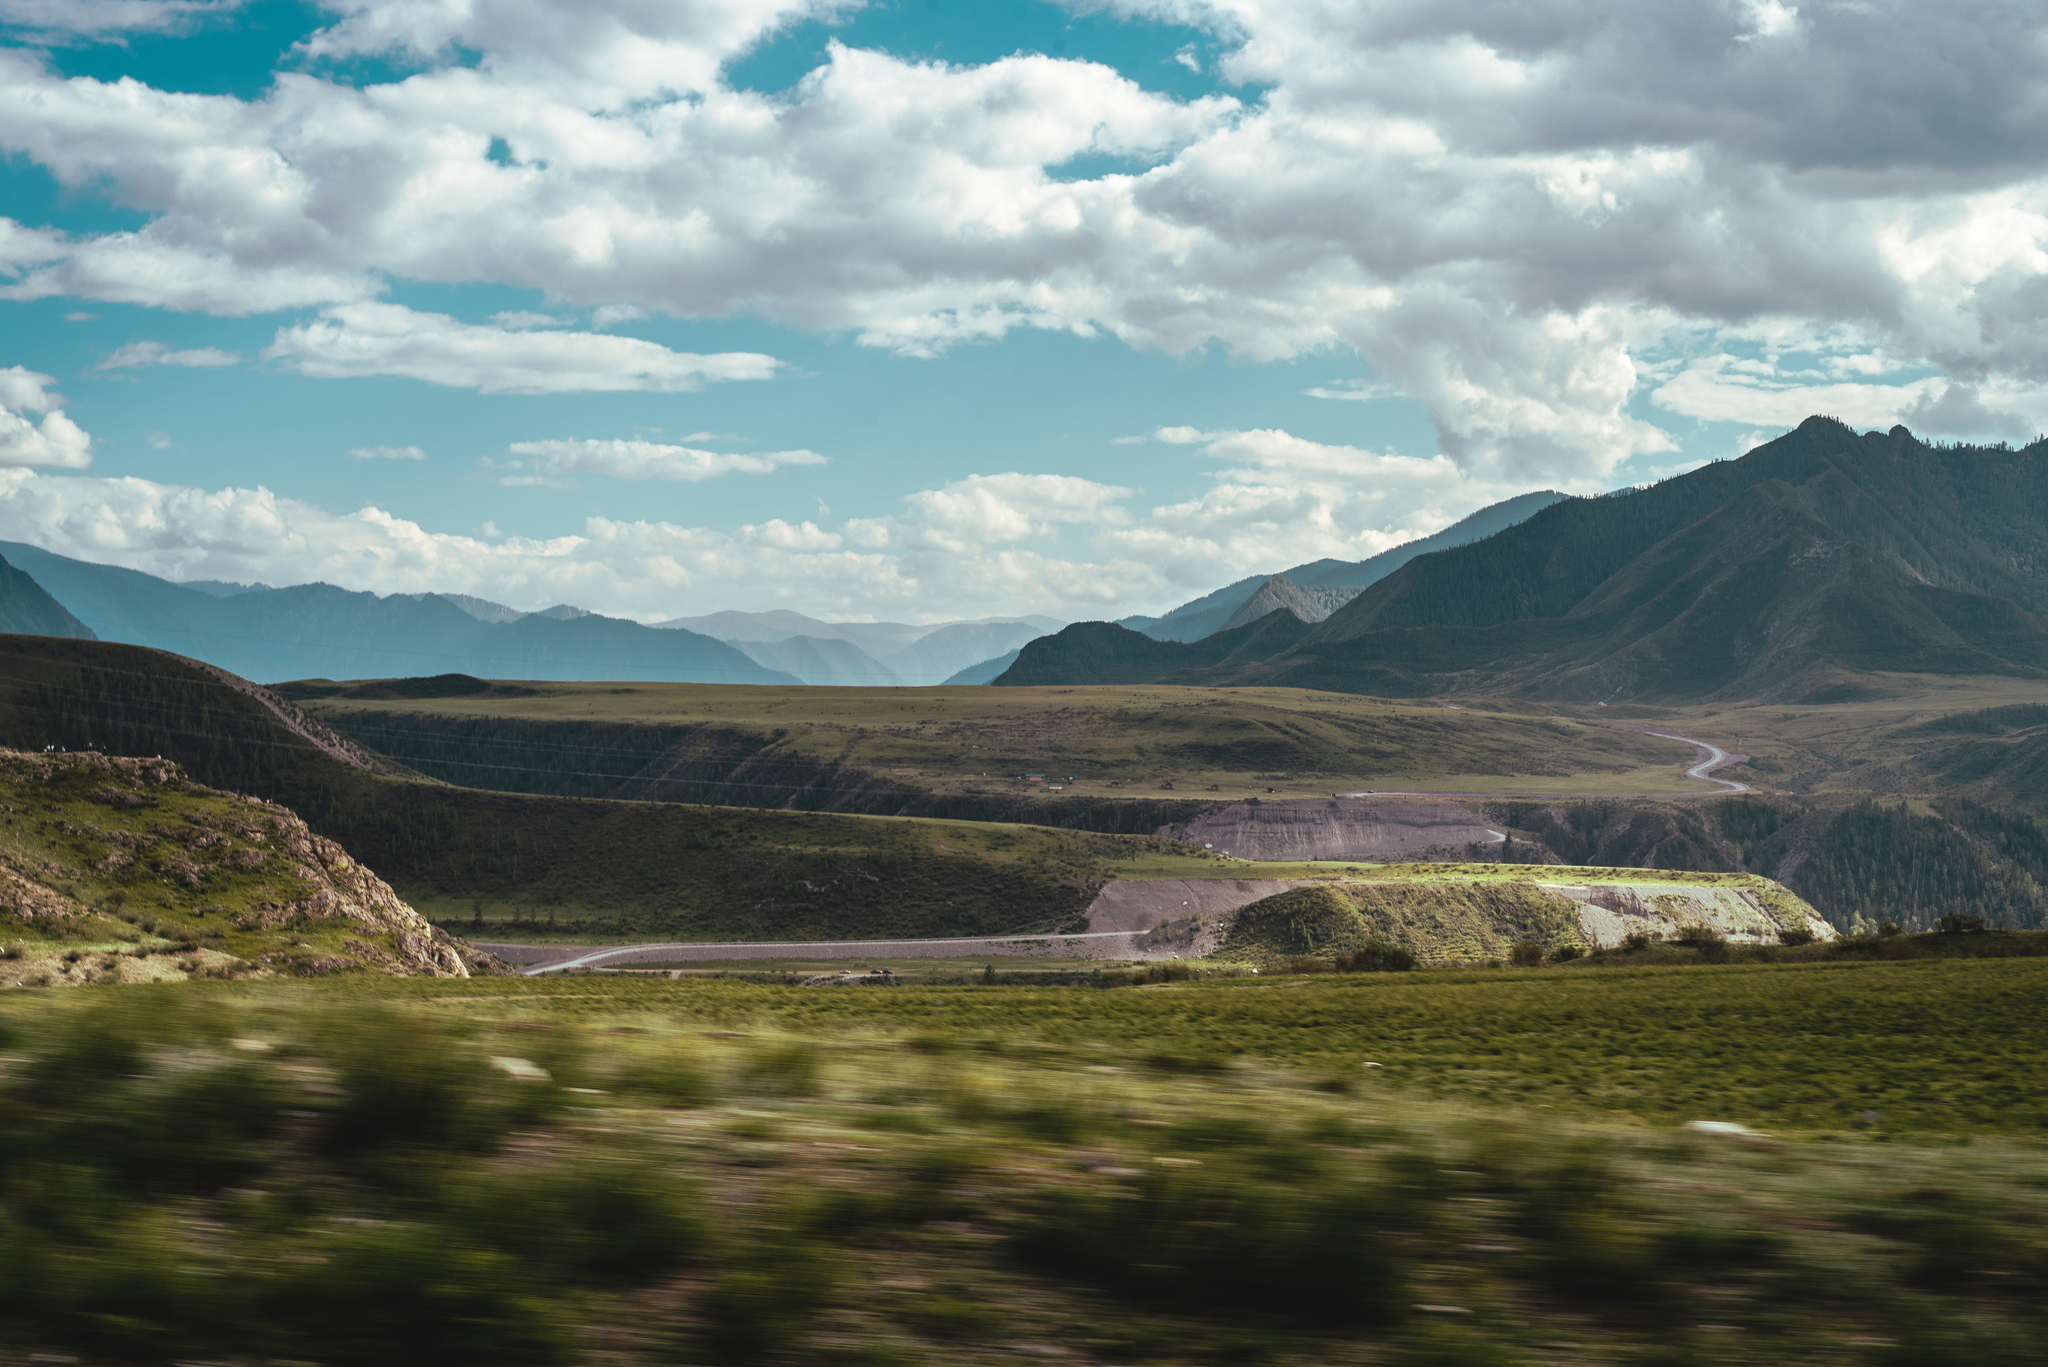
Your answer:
1161;797;1499;861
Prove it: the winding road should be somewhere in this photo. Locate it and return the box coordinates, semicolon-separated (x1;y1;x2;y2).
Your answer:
1632;730;1751;794
1337;726;1751;800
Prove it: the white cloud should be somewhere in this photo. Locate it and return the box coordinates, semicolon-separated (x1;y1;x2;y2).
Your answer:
0;0;242;37
1305;379;1399;402
489;311;568;329
349;444;426;461
1652;352;1945;429
1101;426;1546;585
262;303;784;394
500;437;826;483
98;339;240;369
145;429;171;449
0;366;92;470
3;1;2048;475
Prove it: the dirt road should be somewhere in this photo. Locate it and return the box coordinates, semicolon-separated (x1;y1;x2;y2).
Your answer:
1337;727;1750;800
485;929;1159;975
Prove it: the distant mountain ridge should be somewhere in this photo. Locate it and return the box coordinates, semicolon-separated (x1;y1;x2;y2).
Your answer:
662;609;1062;685
1121;490;1568;643
0;553;96;640
0;542;796;686
997;420;2048;703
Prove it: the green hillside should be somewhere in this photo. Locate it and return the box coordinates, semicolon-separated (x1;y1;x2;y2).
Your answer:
0;748;503;985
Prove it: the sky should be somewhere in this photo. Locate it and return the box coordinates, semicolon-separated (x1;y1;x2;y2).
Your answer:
3;0;2047;625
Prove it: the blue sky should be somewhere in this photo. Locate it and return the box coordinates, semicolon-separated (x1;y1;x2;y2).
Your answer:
2;0;2044;622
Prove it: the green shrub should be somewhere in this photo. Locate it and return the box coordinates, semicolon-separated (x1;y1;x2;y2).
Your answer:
1338;941;1418;972
447;1152;707;1286
270;1224;571;1366
615;1050;715;1107
1509;941;1545;967
737;1040;822;1097
693;1236;839;1364
1014;1158;1410;1325
315;1010;558;1166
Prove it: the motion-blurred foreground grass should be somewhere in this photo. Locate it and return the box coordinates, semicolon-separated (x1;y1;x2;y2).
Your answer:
3;963;2046;1366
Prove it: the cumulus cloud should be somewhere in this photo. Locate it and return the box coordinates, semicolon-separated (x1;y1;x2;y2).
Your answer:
1101;427;1542;586
3;1;2048;474
1652;351;1949;429
98;340;240;369
500;438;827;484
262;304;784;394
0;0;241;37
348;444;425;461
1899;383;2038;444
0;366;91;469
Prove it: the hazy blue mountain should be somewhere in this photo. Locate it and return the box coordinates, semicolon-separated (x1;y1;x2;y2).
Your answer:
432;593;529;623
661;609;1060;684
730;635;904;686
1133;490;1567;642
880;621;1051;685
0;553;96;640
657;609;931;656
0;542;795;686
944;647;1023;684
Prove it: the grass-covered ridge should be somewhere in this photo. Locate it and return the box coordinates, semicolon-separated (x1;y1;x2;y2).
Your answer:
0;749;502;985
3;967;2044;1365
285;676;1698;805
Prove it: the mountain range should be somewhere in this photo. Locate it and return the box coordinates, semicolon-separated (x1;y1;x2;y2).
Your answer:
1117;489;1567;643
655;610;1063;685
0;541;1069;688
0;541;797;685
997;419;2048;703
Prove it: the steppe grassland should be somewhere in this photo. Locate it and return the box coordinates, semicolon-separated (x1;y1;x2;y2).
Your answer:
5;961;2045;1365
299;682;1704;797
260;957;2048;1137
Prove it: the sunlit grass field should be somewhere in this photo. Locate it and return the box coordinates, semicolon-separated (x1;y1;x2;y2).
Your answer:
3;954;2045;1366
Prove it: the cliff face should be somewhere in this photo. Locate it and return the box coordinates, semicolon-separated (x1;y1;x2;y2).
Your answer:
0;749;506;987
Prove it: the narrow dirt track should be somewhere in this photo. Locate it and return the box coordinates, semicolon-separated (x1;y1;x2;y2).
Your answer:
1338;726;1750;800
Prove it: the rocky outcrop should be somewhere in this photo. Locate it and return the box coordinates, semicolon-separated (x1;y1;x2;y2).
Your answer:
1216;575;1364;633
0;748;508;983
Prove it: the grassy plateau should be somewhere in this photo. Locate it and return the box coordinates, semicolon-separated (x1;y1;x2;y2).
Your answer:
289;679;1705;800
